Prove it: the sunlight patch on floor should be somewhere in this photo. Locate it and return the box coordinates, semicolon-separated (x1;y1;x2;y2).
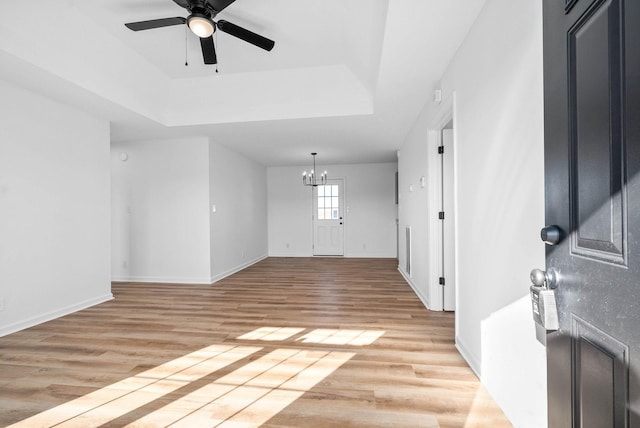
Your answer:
236;327;306;342
7;345;261;428
8;328;386;427
298;328;385;346
463;385;514;428
237;327;386;346
152;349;355;427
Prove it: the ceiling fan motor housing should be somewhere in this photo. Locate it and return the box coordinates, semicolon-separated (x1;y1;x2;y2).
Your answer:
188;1;217;16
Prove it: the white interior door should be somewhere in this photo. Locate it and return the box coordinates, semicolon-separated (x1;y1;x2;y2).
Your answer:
313;179;344;256
442;129;456;311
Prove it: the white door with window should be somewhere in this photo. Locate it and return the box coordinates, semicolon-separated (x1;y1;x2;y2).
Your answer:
313;179;344;256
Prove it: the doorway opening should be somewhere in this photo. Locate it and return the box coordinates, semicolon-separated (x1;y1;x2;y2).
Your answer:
440;122;456;311
428;113;457;312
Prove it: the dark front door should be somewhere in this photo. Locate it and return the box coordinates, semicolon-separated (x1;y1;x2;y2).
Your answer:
543;0;639;426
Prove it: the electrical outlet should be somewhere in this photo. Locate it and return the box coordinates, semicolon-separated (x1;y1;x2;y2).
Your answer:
122;260;128;269
0;298;5;312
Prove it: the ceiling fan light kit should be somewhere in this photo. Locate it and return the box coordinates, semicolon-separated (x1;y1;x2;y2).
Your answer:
187;13;215;38
124;0;275;66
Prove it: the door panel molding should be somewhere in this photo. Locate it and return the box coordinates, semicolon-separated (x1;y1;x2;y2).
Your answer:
568;0;628;266
566;0;580;14
571;315;629;427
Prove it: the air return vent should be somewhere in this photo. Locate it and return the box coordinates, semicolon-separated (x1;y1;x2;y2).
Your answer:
406;226;411;275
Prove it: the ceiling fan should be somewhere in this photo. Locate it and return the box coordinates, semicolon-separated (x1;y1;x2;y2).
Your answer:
124;0;275;65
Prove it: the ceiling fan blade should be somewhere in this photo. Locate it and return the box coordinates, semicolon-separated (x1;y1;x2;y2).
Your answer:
207;0;237;13
172;0;191;9
217;20;275;51
200;36;217;64
125;17;186;31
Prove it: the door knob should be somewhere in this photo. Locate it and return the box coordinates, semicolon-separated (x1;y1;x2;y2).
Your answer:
530;268;559;289
540;225;564;245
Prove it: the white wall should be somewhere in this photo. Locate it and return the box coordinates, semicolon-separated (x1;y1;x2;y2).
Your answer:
111;138;211;283
267;166;312;256
398;0;547;426
0;79;112;336
110;138;268;284
268;162;397;257
209;141;268;281
397;125;436;309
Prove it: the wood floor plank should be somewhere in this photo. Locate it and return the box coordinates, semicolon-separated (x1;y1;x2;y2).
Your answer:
0;257;511;427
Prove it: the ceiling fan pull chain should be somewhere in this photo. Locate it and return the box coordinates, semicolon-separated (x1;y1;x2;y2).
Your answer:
215;29;219;73
184;25;189;66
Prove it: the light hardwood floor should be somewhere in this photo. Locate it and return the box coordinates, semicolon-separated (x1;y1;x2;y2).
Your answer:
0;258;512;427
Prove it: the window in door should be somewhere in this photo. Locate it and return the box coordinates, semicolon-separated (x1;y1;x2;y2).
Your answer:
317;185;339;220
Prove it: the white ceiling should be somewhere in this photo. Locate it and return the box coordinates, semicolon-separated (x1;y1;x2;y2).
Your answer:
0;0;486;166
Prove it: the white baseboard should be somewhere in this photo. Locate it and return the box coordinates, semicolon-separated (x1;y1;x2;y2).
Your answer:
398;267;434;311
456;334;481;378
266;251;312;258
0;293;114;337
398;267;481;379
111;275;211;284
210;254;268;284
112;255;268;285
268;252;398;259
345;252;397;258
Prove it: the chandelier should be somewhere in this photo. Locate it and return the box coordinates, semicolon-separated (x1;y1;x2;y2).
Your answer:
302;152;327;187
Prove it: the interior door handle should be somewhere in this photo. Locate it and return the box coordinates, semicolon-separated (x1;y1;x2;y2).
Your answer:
530;268;559;289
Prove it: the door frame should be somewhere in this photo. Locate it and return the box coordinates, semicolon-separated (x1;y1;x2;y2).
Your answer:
441;127;456;311
427;93;459;313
